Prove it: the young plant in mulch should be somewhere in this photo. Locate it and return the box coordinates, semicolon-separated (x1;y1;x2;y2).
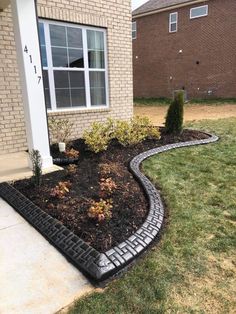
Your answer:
165;90;184;134
50;181;72;199
29;149;42;188
87;199;113;222
66;164;78;176
99;177;117;197
88;176;117;223
64;148;80;159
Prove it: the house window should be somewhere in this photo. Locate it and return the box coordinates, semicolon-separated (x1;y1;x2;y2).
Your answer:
38;20;108;111
190;5;208;19
169;12;178;33
132;21;137;40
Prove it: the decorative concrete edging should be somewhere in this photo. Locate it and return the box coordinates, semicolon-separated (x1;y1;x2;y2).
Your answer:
0;133;219;283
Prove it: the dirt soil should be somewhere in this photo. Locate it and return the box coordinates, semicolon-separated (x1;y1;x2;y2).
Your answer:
134;104;236;126
13;129;209;253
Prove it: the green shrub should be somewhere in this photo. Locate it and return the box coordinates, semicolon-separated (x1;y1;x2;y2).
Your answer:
114;116;160;147
83;117;160;152
83;119;114;153
165;91;184;134
29;150;42;187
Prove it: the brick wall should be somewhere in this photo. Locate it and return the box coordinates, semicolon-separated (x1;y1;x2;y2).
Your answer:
133;0;236;99
0;0;133;154
0;9;27;154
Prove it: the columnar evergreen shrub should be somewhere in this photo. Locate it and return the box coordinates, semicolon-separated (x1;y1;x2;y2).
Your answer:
165;91;184;134
29;150;42;187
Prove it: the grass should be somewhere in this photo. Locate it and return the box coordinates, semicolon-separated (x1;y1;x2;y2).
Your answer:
134;97;172;106
68;118;236;314
134;97;236;107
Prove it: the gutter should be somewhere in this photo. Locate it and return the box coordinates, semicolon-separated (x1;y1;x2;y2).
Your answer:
133;0;209;19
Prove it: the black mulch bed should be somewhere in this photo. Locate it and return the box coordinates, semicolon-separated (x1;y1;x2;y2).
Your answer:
13;129;209;253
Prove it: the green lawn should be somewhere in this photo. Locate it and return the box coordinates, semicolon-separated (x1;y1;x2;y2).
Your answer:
134;97;236;107
68;118;236;314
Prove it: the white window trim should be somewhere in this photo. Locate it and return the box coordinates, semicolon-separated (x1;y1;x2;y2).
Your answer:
132;21;137;40
190;5;208;19
39;19;109;113
169;12;178;33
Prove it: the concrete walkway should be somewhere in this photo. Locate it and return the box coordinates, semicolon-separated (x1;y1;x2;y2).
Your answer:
0;151;61;183
0;198;93;314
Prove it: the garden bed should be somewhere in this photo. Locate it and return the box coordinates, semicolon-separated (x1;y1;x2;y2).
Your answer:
13;129;209;253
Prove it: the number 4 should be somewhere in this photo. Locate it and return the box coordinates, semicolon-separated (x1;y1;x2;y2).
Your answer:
24;45;28;53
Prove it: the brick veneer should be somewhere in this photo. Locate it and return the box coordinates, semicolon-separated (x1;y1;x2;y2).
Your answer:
0;8;27;154
0;0;133;154
133;0;236;99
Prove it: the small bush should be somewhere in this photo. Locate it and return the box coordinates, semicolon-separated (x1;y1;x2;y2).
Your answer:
83;117;160;151
29;150;42;187
83;119;114;153
114;116;160;147
48;117;74;143
87;199;113;222
50;181;72;199
165;91;184;134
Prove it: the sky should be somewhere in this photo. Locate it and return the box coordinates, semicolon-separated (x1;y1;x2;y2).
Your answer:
132;0;149;10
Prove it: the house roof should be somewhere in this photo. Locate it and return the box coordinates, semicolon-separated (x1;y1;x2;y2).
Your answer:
133;0;203;17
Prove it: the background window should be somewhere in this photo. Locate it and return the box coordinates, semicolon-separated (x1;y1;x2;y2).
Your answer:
132;21;137;40
38;20;108;110
169;12;178;33
190;5;208;19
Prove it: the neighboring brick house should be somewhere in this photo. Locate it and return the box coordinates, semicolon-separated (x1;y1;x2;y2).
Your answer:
132;0;236;99
0;0;133;168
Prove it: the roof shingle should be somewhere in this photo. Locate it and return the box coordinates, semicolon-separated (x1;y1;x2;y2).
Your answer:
133;0;196;16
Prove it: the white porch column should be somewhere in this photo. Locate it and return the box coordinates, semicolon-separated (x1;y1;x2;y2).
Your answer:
10;0;53;169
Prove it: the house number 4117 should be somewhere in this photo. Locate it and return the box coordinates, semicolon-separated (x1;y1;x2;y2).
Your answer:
24;45;42;84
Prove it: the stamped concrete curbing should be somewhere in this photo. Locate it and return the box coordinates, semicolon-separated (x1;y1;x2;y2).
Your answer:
0;133;219;283
0;198;92;314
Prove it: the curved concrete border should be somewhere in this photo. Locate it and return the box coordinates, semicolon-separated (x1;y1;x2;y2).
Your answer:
0;132;219;283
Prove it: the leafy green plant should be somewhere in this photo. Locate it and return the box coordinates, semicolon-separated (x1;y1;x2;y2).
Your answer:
48;117;74;143
87;199;113;222
83;119;114;153
29;149;42;187
114;116;160;146
83;117;160;151
165;91;184;134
